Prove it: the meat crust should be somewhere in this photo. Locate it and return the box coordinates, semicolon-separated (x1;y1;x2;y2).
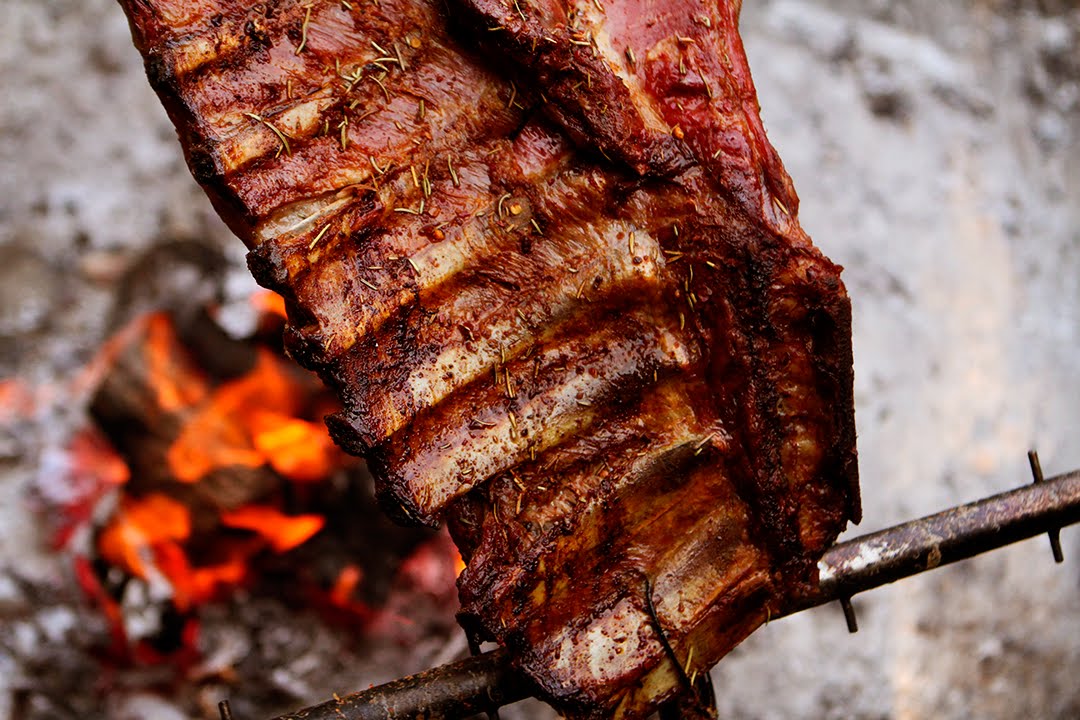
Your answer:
117;0;860;717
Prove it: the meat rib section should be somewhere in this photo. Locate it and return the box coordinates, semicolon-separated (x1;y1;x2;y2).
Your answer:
117;0;859;717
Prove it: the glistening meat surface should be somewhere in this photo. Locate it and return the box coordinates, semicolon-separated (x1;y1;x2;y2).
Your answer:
117;0;860;717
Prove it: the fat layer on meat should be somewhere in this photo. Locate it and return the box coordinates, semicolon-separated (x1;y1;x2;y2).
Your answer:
117;0;860;717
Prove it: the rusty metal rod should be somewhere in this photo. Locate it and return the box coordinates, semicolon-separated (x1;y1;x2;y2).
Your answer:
790;464;1080;614
268;467;1080;720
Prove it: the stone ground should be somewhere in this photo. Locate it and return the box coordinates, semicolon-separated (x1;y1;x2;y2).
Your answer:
1;0;1078;718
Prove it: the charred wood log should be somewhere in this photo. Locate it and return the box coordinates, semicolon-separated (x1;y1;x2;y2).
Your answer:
89;312;280;530
83;308;445;637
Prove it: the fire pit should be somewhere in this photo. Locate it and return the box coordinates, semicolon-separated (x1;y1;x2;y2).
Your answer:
3;254;471;719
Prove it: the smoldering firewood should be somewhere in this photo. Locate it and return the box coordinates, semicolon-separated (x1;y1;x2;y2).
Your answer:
89;312;279;532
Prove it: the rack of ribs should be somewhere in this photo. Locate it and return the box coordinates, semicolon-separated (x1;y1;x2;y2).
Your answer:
116;0;860;717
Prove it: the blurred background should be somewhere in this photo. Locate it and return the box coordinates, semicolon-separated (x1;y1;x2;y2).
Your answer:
1;0;1078;718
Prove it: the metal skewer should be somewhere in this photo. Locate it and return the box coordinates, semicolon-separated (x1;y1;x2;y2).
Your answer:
261;464;1079;720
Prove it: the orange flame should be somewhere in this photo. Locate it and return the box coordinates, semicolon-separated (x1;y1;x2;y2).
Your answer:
145;313;209;413
250;290;288;319
250;410;338;482
98;493;191;579
220;505;325;552
172;544;252;612
453;548;466;578
166;349;309;483
329;563;364;607
96;493;264;611
143;537;254;612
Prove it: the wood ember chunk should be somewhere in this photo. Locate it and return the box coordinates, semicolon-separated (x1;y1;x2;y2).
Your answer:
89;312;279;530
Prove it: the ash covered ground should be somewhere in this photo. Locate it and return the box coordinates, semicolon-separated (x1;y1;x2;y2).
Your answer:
1;1;1078;718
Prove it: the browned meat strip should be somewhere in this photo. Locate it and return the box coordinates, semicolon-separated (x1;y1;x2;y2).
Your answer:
117;0;859;717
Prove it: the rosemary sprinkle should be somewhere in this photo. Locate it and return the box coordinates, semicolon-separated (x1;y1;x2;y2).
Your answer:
243;112;291;156
294;5;312;55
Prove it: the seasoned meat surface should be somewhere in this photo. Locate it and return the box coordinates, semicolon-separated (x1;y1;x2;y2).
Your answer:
117;0;859;717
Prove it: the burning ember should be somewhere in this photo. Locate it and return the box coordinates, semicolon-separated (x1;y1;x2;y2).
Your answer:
33;292;463;683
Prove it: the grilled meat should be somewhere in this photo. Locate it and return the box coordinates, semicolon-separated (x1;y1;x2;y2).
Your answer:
117;0;860;717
